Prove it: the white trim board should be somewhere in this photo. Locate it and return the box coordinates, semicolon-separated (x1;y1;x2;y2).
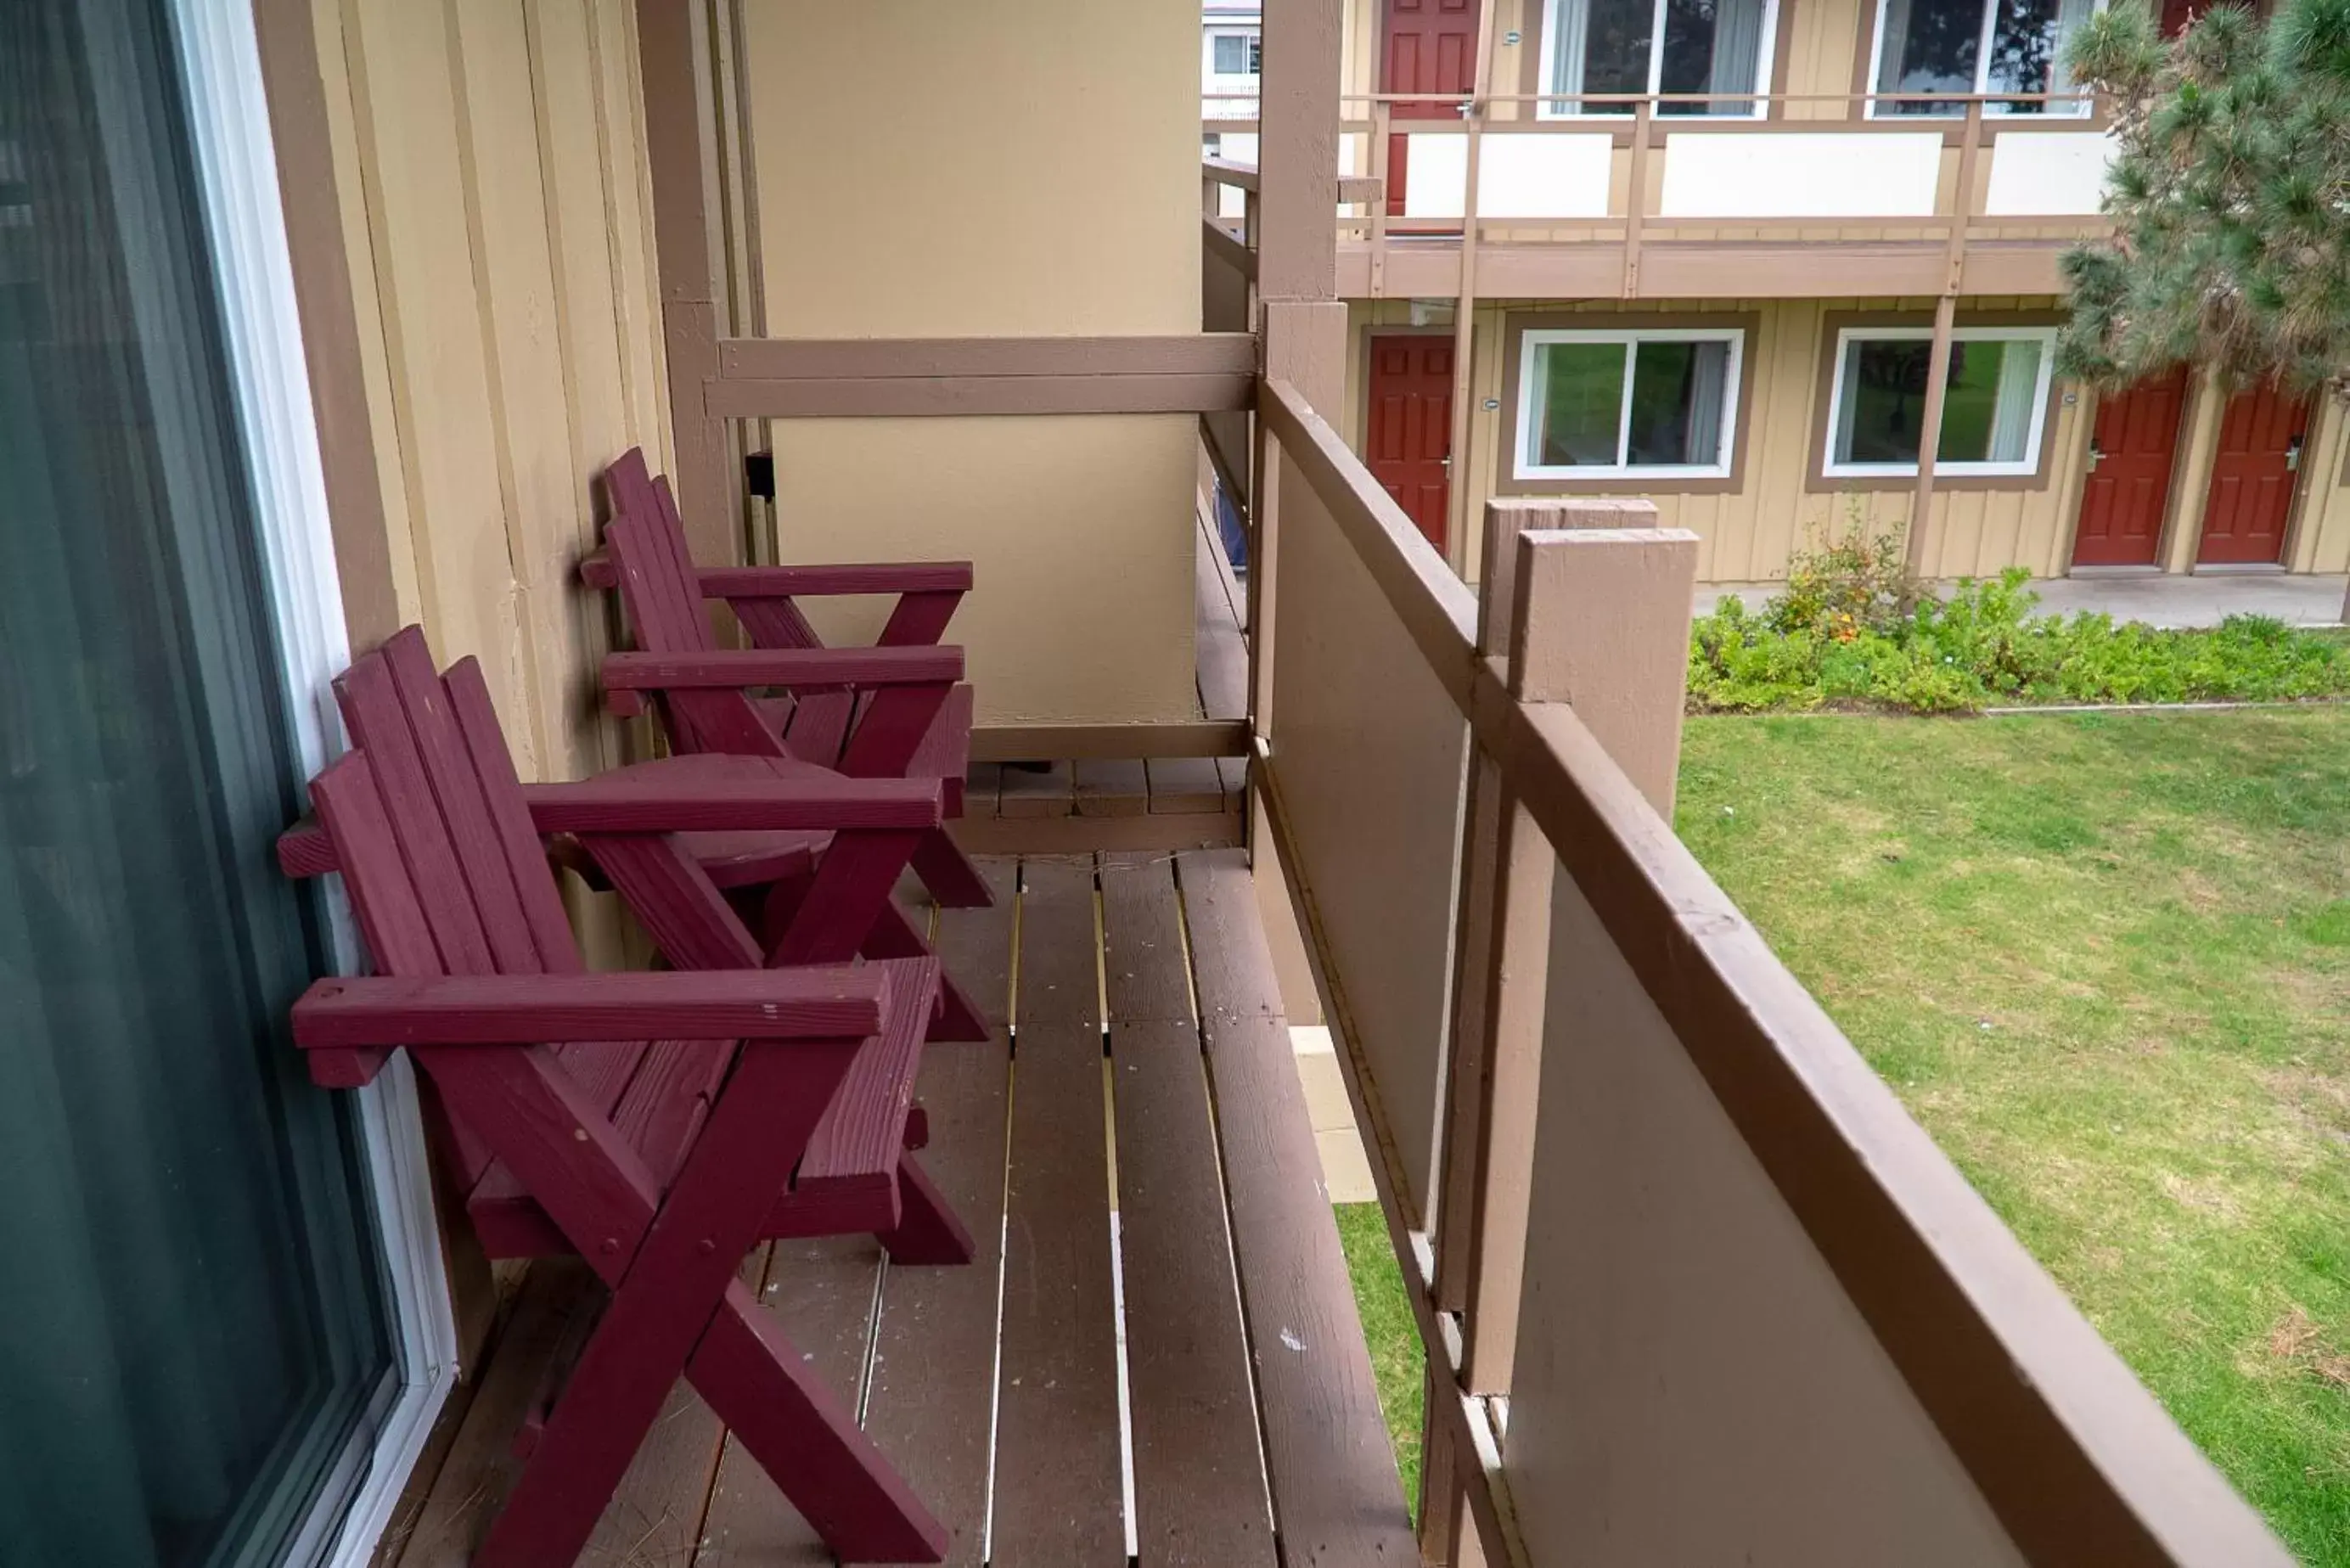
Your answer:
168;3;457;1565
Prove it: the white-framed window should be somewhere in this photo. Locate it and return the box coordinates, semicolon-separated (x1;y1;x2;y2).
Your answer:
1515;328;1745;480
1822;325;2057;478
1868;0;2100;115
1538;0;1779;118
1210;31;1262;76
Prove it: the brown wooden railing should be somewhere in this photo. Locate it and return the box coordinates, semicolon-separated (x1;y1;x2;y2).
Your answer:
1245;373;2292;1566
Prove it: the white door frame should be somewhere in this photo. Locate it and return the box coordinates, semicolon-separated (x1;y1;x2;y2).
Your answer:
166;3;457;1564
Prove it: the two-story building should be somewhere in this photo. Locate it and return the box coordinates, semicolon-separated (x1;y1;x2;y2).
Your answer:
1302;0;2350;586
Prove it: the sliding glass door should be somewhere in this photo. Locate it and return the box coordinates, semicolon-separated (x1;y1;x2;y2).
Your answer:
0;2;396;1563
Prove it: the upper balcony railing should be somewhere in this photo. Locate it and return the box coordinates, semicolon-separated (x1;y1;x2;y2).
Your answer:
1208;88;2114;298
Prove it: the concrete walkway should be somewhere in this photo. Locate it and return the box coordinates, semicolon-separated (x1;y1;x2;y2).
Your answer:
1695;573;2349;628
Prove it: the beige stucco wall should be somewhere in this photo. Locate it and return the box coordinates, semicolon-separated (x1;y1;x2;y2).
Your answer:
309;0;671;784
745;0;1203;725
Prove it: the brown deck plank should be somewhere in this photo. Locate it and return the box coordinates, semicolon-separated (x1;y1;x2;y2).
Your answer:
1073;757;1150;818
395;1262;599;1568
694;1237;886;1565
996;761;1073;819
1176;849;1417;1566
990;857;1125;1566
1100;855;1277;1567
1145;756;1226;815
858;859;1017;1566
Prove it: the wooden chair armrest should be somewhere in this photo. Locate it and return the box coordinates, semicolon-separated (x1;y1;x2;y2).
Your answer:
278;815;338;878
522;774;942;833
579;554;971;598
292;969;890;1051
697;563;972;599
282;774;945;882
601;646;961;705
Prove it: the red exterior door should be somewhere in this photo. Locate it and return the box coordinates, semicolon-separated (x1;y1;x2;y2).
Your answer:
2197;384;2308;565
2072;371;2187;567
1381;0;1480;216
1366;334;1453;552
2160;0;2201;34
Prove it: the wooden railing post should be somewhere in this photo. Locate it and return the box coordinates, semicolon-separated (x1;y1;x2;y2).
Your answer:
1622;98;1652;300
1909;98;1983;575
1421;501;1696;1563
635;0;739;570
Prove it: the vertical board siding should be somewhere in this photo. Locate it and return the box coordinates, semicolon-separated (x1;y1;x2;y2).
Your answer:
313;0;672;784
1363;295;2118;587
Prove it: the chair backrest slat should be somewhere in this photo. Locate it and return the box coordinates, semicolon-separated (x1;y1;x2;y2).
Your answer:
309;750;446;979
379;632;545;975
309;747;500;1186
443;656;583;975
335;643;498;976
646;475;716;639
607;513;785;758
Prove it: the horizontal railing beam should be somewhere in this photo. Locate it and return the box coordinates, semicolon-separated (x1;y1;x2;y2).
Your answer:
1203;216;1257;281
706;334;1256;418
969;720;1248;763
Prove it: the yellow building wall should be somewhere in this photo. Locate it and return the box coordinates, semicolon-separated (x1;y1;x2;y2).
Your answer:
309;0;671;785
1351;296;2101;587
745;0;1203;725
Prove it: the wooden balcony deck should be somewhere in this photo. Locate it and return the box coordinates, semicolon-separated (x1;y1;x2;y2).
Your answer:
377;851;1413;1568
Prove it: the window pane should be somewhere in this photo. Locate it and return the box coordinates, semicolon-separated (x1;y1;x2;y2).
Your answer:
1213;34;1246;73
1836;339;1934;464
1875;0;1982;115
1987;0;2093;109
1;0;394;1561
1937;337;2044;462
1834;336;2045;468
1577;0;1657;110
1658;0;1772;115
1249;36;1262;73
1627;340;1733;466
1529;341;1629;467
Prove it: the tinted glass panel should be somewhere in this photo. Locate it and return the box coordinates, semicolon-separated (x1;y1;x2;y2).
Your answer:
1626;339;1732;466
0;3;394;1563
1530;341;1628;466
1875;0;1981;114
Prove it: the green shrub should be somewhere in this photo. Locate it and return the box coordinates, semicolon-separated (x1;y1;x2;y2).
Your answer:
1767;513;1921;640
1688;567;2350;716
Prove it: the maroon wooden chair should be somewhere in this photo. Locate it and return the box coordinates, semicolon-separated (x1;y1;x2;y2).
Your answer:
278;628;969;1565
580;447;991;911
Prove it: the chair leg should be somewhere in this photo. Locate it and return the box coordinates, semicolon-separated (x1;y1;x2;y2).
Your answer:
693;1280;950;1562
911;825;992;908
879;1151;976;1266
863;898;989;1043
451;1037;865;1568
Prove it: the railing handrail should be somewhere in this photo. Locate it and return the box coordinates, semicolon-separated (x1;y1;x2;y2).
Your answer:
1340;87;2096;109
1252;373;2293;1567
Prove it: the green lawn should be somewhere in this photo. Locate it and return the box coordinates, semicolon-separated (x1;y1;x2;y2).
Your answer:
1337;707;2350;1559
1336;1201;1422;1515
1678;708;2350;1561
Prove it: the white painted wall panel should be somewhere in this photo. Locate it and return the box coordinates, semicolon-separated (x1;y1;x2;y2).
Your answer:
1983;132;2115;216
1399;130;1612;219
1658;132;1942;218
